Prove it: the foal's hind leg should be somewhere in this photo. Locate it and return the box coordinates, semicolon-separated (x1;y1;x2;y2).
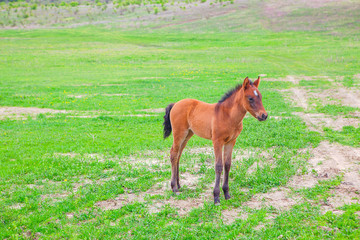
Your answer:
170;129;192;194
176;131;194;189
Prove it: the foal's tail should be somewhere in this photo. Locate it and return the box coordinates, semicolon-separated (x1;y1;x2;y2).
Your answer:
163;103;175;139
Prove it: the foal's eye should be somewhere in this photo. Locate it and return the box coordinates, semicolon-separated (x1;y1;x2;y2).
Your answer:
248;97;254;103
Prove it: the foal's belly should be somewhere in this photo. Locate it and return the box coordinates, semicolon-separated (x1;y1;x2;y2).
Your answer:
189;120;212;140
188;102;214;140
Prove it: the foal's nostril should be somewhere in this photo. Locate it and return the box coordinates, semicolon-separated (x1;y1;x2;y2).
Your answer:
262;113;268;120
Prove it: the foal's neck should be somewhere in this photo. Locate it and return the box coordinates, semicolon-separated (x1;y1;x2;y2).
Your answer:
219;88;247;122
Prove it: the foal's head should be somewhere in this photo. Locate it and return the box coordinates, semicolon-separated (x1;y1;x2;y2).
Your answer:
242;77;268;121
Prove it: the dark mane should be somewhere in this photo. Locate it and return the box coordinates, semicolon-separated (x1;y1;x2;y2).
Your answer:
218;80;253;103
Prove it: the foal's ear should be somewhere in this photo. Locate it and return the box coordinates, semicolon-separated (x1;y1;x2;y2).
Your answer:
253;76;260;88
243;77;250;89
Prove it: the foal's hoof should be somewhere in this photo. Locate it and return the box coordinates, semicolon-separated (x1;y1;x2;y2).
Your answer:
225;194;231;200
214;197;221;206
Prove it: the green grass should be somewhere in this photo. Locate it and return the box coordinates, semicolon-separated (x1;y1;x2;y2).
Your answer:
324;126;360;147
316;104;360;117
1;1;360;238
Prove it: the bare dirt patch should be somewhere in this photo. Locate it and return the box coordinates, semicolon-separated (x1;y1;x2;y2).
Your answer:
148;172;208;215
311;142;360;212
264;75;335;84
54;152;79;158
244;187;300;211
281;87;310;110
188;146;214;155
287;174;318;190
235;141;360;218
68;93;128;98
102;93;129;96
221;208;248;225
288;141;360;213
9;203;25;210
264;75;301;84
309;141;360;179
72;178;94;192
41;193;70;203
289;141;360;191
0;106;67;120
67;95;87;98
99;84;124;86
281;85;360;110
327;88;360;108
136;108;164;113
95;171;208;215
292;112;359;132
126;155;167;167
95;192;143;210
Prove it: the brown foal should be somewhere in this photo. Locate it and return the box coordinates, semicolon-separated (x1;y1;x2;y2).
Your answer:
163;77;268;205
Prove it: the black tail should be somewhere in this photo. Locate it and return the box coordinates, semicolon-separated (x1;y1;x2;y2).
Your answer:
163;103;174;139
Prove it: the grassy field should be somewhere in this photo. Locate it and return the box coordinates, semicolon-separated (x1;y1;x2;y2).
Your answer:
1;0;360;239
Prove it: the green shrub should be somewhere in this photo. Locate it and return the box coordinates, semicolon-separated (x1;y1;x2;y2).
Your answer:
70;1;79;7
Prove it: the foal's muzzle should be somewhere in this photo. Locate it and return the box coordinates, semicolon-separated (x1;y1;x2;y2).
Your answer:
257;113;268;121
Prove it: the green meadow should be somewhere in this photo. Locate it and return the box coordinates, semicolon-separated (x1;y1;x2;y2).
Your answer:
1;0;360;239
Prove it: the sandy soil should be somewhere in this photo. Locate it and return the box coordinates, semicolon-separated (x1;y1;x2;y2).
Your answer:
292;112;359;132
95;171;210;215
87;136;360;223
0;106;67;120
277;75;360;131
222;141;360;223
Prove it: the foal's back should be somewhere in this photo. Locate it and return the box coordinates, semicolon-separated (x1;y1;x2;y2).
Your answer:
170;99;216;140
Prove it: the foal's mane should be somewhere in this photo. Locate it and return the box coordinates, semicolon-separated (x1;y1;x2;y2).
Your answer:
218;80;253;103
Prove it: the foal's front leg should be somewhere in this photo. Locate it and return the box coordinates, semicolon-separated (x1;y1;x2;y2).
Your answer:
223;140;236;200
213;140;224;205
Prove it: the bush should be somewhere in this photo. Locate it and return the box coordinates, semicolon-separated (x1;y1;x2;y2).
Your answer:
30;4;37;10
70;1;79;7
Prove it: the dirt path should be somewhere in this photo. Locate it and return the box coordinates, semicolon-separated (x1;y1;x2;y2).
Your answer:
276;75;360;132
